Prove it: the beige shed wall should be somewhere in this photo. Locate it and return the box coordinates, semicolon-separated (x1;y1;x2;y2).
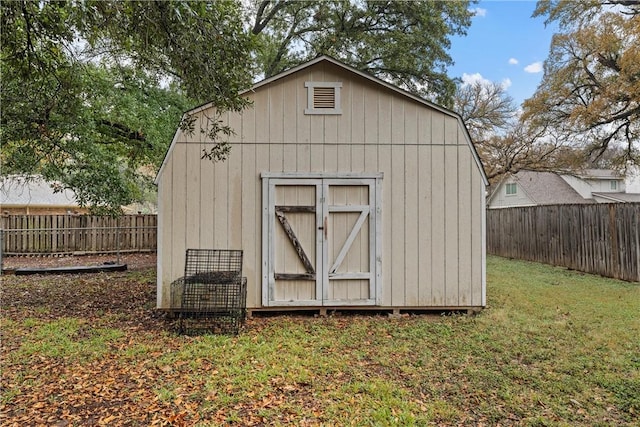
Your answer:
157;61;485;309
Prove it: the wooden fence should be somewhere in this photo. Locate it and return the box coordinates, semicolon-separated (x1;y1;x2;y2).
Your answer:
0;214;157;255
487;203;640;282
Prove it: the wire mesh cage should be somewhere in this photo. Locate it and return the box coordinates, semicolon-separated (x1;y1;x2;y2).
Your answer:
175;249;247;335
178;277;247;335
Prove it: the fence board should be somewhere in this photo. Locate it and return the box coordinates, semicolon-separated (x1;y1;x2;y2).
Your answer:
487;203;640;282
0;214;157;255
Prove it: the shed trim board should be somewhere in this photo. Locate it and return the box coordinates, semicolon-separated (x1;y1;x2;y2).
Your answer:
156;56;487;311
262;174;381;307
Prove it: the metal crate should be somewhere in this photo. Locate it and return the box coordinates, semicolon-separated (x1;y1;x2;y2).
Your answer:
175;249;246;335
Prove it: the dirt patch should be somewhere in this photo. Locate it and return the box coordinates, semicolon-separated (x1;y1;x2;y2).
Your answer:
0;254;165;332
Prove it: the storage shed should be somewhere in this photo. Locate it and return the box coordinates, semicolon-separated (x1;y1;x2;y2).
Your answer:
156;56;488;313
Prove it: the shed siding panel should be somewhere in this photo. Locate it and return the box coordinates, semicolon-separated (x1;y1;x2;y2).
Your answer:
445;145;459;306
472;158;485;306
297;73;311;144
269;143;284;173
283;143;297;172
378;143;393;306
185;143;201;248
213;156;228;248
337;144;351;172
350;79;365;143
229;149;243;249
351;144;364;173
242;144;259;308
268;83;284;143
200;148;215;249
241;93;257;143
310;144;324;172
170;143;187;303
157;60;486;310
253;144;271;307
157;154;174;308
378;92;392;144
445;116;458;145
297;144;311;171
310;116;324;144
404;102;418;144
324;115;339;145
364;88;379;144
337;79;352;143
457;147;473;305
431;114;444;149
430;146;446;305
324;144;338;173
391;96;404;144
418;109;432;145
254;89;269;144
283;76;298;144
390;145;405;305
404;144;419;306
417;146;433;305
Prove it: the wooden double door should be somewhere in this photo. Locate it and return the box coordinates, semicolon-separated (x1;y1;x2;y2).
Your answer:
262;176;381;307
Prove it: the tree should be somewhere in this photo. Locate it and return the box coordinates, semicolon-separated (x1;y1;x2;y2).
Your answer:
453;80;581;181
247;0;474;106
522;1;640;170
454;80;518;145
1;0;252;213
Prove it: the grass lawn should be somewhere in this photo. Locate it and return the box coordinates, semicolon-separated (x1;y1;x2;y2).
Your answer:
1;256;638;426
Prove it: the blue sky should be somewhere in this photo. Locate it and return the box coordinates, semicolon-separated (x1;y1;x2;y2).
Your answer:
447;0;559;107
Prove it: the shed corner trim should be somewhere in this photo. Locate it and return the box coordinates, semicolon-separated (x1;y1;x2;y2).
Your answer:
260;172;384;179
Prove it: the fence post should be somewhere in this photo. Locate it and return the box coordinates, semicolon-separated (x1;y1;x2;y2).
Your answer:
116;216;121;264
0;229;4;274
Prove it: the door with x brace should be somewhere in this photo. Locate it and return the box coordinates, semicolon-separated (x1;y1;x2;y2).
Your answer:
262;177;380;307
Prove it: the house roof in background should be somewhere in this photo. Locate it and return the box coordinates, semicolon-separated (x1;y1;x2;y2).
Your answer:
514;171;594;205
0;175;79;207
580;169;622;179
592;192;640;203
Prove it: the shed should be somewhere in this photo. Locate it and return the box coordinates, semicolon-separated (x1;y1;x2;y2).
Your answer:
155;56;488;313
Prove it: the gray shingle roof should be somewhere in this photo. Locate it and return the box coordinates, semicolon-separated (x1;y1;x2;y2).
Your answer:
514;171;594;205
0;175;79;207
592;192;640;203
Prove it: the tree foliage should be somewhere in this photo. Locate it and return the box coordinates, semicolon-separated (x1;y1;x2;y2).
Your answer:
454;80;517;145
522;0;640;169
247;0;474;106
1;0;252;213
453;80;580;181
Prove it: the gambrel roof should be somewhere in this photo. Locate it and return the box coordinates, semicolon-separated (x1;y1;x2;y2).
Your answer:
157;56;488;186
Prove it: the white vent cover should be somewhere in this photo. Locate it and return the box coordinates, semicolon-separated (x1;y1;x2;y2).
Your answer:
305;82;342;115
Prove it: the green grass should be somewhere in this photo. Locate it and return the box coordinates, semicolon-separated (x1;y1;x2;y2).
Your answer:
1;256;638;426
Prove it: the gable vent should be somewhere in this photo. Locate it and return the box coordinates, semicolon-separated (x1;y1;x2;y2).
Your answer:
313;87;336;109
305;81;342;115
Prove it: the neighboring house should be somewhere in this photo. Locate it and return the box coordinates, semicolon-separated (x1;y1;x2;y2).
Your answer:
155;56;489;313
0;175;87;215
488;169;640;209
562;169;625;200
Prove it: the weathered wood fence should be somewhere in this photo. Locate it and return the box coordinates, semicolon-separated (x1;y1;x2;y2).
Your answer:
0;214;157;255
487;203;640;282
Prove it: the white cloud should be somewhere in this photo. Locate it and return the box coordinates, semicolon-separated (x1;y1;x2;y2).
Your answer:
461;72;491;86
462;73;512;90
470;7;487;17
524;61;543;73
508;58;519;65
